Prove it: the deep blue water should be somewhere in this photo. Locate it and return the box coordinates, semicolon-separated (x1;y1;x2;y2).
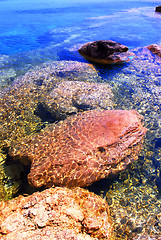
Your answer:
0;0;161;57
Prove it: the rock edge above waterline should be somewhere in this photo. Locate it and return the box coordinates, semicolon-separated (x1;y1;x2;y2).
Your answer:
78;40;136;64
155;5;161;13
0;187;113;240
147;44;161;57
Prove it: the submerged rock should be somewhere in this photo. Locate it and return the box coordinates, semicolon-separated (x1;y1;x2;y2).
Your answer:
0;60;107;200
96;46;161;239
147;44;161;57
12;60;101;88
41;80;113;120
133;234;160;240
0;60;102;148
0;149;26;201
0;84;43;148
78;40;136;64
9;109;147;188
0;187;113;240
0;68;16;90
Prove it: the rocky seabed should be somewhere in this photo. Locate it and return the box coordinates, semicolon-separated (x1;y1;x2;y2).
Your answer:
0;43;161;239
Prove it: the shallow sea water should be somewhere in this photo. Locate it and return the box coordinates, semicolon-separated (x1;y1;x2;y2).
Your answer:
0;0;161;239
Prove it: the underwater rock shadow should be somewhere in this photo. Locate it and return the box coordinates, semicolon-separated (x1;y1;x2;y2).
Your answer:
94;61;131;80
58;48;131;81
58;48;87;62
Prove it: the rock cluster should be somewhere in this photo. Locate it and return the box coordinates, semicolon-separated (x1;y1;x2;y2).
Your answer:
0;187;113;240
78;40;136;64
9;109;147;189
0;52;148;240
0;60;111;148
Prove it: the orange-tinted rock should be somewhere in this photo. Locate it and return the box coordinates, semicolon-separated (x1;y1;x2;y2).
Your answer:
0;187;113;240
9;109;147;188
147;44;161;57
78;40;136;64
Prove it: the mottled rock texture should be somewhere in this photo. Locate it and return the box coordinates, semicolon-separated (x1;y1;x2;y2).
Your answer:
0;187;113;240
78;40;136;64
0;61;110;200
147;44;161;57
133;234;161;240
9;109;147;188
42;80;113;120
0;61;103;148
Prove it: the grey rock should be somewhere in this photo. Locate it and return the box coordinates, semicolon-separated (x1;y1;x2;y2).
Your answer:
41;80;113;120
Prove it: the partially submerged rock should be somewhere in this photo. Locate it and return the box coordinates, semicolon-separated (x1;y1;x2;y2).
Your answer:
9;109;147;188
78;40;136;64
0;187;113;240
147;44;161;57
155;5;161;13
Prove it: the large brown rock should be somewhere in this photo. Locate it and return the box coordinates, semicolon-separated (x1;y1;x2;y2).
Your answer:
147;44;161;57
9;109;147;188
0;187;113;240
78;40;136;64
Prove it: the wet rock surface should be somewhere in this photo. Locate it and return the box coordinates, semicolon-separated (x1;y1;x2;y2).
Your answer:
0;150;20;201
0;45;161;239
0;68;16;89
133;234;161;240
155;6;161;13
94;46;161;239
12;60;102;88
9;109;146;188
0;82;43;149
78;40;136;64
0;60;114;199
0;187;113;240
41;80;113;120
0;60;105;149
0;60;113;199
147;44;161;57
105;171;161;240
